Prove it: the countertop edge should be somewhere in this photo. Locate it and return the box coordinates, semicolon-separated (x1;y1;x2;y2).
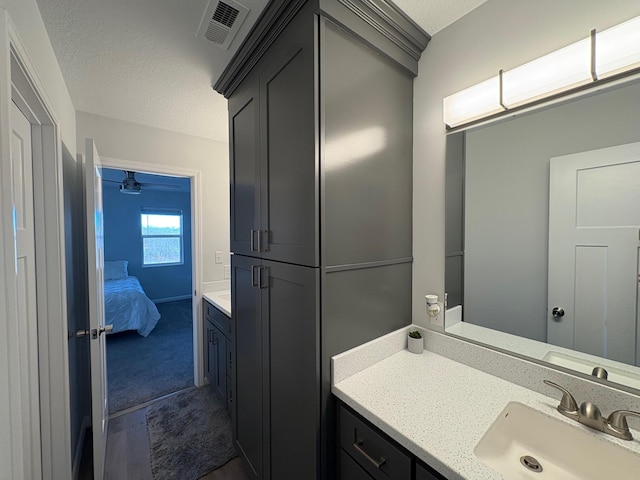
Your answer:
202;290;231;317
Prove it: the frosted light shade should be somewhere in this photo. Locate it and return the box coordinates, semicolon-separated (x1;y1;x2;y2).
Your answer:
596;16;640;79
502;38;592;107
443;76;501;127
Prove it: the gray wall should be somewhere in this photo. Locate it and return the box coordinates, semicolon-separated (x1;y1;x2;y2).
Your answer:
412;0;640;329
464;81;640;341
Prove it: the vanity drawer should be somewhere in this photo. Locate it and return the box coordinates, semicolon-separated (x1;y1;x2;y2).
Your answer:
416;461;447;480
339;404;412;480
204;299;232;338
339;448;376;480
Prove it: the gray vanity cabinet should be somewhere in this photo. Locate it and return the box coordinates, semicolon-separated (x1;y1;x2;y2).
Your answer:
415;463;447;480
220;1;428;479
204;300;232;412
338;403;447;480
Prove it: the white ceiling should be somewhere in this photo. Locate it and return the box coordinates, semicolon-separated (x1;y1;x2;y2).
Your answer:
36;0;487;143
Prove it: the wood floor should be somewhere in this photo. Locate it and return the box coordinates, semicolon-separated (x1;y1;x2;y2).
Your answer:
105;401;252;480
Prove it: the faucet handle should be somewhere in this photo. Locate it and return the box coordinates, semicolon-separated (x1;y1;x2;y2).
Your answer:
592;366;608;380
543;380;579;414
606;410;640;440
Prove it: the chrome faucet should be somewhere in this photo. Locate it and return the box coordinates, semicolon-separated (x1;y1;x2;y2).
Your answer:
544;380;640;440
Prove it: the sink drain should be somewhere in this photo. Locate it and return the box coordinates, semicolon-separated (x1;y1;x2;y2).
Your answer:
520;455;543;473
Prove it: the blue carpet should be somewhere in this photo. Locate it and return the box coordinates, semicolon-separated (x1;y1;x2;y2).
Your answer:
106;299;193;414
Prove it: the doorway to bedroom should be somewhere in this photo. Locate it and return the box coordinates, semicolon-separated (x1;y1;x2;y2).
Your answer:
102;167;194;416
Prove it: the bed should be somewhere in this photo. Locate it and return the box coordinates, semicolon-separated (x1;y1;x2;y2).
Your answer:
104;261;161;337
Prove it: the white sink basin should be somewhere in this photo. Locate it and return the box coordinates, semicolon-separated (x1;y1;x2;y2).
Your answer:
475;402;640;479
543;351;640;390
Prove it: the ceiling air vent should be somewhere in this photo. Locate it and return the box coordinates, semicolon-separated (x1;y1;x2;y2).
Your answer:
197;0;250;50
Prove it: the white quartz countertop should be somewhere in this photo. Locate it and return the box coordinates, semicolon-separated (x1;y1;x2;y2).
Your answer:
331;327;640;480
202;290;231;317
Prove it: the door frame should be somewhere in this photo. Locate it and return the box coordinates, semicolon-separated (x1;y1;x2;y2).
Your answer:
0;9;72;480
100;156;205;387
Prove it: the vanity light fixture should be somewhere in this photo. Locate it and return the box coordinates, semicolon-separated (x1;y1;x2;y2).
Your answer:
596;16;640;78
443;15;640;128
442;76;502;128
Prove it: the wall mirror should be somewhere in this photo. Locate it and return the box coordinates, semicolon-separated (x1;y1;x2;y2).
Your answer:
445;77;640;393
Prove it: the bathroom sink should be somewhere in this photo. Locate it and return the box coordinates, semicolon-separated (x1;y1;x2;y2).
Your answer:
475;402;640;479
543;351;640;390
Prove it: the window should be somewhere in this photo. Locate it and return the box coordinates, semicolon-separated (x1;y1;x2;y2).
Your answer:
141;209;183;266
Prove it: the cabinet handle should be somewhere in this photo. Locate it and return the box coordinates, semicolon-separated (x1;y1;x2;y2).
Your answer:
261;229;270;252
353;440;386;469
251;265;259;287
250;229;257;251
259;266;269;289
257;229;263;252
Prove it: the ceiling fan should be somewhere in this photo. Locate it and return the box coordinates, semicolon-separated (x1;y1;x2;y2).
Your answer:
104;170;181;195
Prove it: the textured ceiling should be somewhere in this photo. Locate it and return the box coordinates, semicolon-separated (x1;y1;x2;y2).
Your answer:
36;0;486;143
36;0;269;143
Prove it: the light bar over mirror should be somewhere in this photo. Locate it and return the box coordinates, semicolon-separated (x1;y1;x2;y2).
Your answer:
443;15;640;128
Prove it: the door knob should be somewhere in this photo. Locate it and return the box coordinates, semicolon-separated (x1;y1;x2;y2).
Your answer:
552;307;565;319
86;325;115;339
99;325;114;335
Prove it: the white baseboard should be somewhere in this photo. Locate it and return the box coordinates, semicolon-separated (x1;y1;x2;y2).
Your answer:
153;294;192;304
72;416;91;480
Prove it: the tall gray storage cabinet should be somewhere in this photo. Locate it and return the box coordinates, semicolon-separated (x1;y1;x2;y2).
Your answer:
215;1;428;479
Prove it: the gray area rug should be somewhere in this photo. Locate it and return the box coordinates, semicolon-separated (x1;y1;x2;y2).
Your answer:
146;385;237;480
107;299;193;413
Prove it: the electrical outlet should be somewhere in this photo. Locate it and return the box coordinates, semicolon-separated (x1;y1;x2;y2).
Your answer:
215;251;223;264
224;265;231;279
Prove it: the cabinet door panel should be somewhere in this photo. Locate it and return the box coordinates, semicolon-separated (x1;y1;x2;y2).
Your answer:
321;18;413;266
259;12;317;266
232;255;263;479
230;72;260;257
264;259;319;480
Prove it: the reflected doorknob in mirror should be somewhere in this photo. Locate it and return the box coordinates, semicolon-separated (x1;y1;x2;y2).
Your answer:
552;307;565;319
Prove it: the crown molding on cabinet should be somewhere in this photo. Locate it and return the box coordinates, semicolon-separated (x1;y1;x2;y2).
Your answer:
214;0;430;98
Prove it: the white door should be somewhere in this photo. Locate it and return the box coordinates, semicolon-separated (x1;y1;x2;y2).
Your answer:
11;101;41;478
548;142;640;365
84;138;110;479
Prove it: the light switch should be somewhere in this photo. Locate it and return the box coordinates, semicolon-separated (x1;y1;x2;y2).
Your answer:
215;251;223;264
